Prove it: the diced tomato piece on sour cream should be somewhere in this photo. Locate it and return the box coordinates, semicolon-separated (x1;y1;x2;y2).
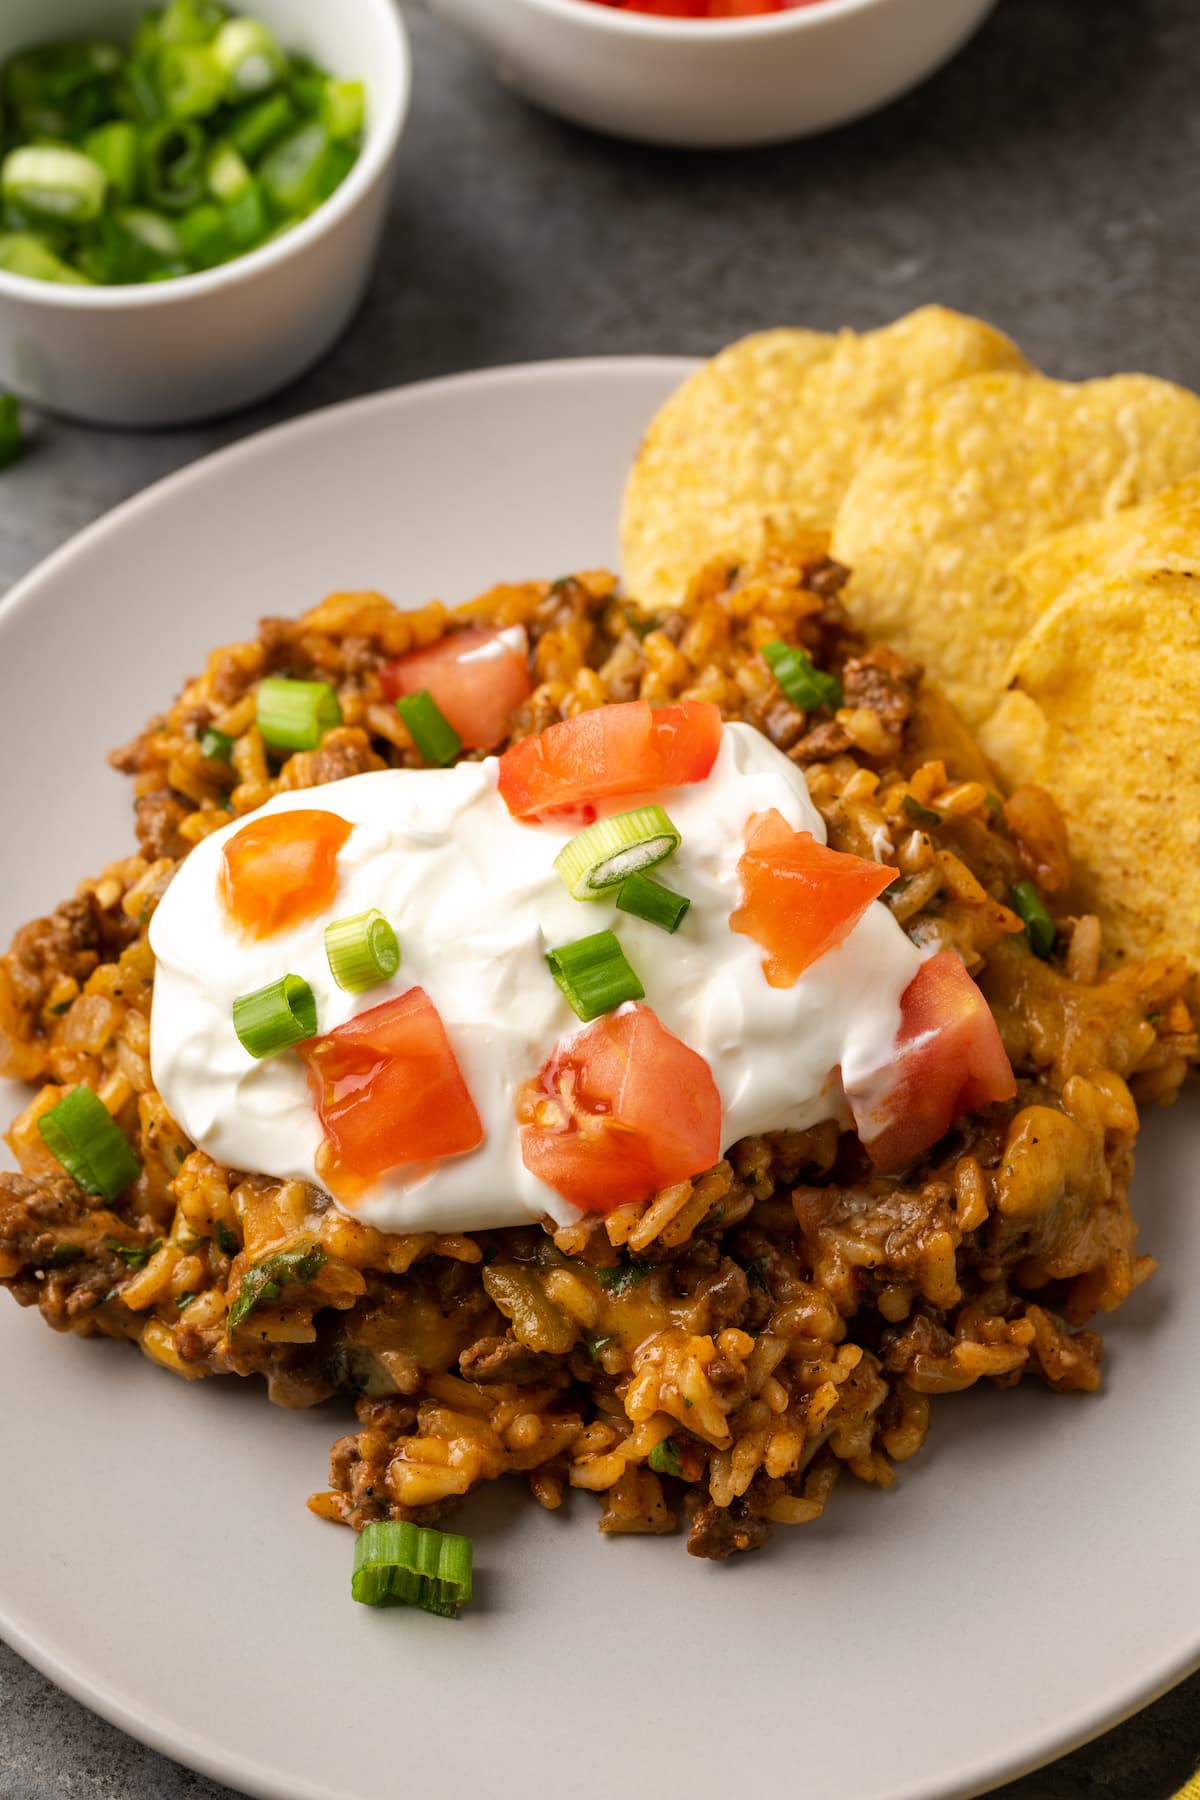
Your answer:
302;988;484;1200
221;809;352;940
518;1003;723;1213
497;699;723;821
729;808;897;987
380;626;533;753
848;951;1016;1172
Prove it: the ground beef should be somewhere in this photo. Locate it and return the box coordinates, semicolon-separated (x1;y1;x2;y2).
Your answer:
842;646;921;736
458;1334;569;1386
305;735;381;787
687;1499;773;1560
134;789;192;860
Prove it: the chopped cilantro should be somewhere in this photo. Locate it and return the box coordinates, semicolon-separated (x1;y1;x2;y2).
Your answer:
49;1243;84;1268
585;1334;615;1361
648;1438;683;1478
744;1257;770;1293
902;795;941;829
175;1291;197;1311
227;1241;326;1336
214;1220;239;1256
49;999;73;1016
106;1235;161;1271
593;1262;651;1296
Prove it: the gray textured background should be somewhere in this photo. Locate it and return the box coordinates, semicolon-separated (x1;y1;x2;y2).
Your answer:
2;0;1199;1793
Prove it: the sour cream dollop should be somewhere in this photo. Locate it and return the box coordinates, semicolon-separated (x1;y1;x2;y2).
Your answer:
149;723;926;1232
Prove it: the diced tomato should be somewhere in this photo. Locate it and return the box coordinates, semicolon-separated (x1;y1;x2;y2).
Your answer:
730;808;896;987
518;1004;722;1213
848;951;1016;1172
497;699;722;821
380;627;532;752
221;809;352;939
301;988;483;1201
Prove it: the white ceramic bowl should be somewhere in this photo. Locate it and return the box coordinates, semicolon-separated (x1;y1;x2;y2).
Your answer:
0;0;409;427
428;0;996;150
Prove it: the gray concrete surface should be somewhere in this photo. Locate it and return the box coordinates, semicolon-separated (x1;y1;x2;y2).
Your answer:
1;0;1198;1793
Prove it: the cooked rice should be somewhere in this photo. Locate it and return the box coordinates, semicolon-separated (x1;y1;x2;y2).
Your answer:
2;537;1195;1558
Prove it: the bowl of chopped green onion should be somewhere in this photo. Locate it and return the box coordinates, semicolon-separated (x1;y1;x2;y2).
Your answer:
0;0;409;425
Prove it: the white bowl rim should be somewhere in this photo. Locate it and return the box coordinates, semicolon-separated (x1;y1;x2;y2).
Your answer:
494;0;913;43
0;0;409;312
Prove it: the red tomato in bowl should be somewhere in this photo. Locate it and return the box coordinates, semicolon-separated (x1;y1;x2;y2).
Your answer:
380;626;532;752
730;808;897;986
849;951;1016;1172
221;809;352;940
302;988;483;1200
518;1004;723;1213
498;699;722;820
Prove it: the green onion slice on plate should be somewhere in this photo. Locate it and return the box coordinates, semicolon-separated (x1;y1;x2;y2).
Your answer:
615;871;690;933
395;690;462;767
37;1086;142;1202
351;1520;473;1618
325;909;400;994
255;676;342;752
1010;880;1056;959
762;639;843;711
555;805;680;900
546;930;644;1022
233;973;317;1058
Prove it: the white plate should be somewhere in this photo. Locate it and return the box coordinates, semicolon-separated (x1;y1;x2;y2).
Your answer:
1;361;1197;1800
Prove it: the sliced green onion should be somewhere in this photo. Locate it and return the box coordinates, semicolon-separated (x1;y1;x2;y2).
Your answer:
199;725;234;761
157;43;225;118
554;805;680;901
255;676;342;751
206;138;251;201
158;0;228;46
232;973;317;1059
115;57;164;126
223;176;266;247
315;140;357;203
140;117;207;210
3;41;122;106
325;909;400;994
37;1086;142;1202
213;18;286;101
0;393;22;471
616;871;690;933
648;1438;683;1478
0;146;108;224
227;1239;325;1334
81;121;139;199
351;1521;473;1618
395;689;461;767
1010;880;1056;959
177;199;234;267
287;56;326;115
0;232;91;284
761;639;843;711
320;78;365;143
228;90;296;160
258;119;329;214
901;794;941;829
546;930;644;1022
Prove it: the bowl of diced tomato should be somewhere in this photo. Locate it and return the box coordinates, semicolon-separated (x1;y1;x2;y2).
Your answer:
426;0;996;149
0;0;408;425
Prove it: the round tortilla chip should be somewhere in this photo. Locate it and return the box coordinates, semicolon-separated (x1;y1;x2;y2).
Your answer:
979;567;1200;965
620;307;1031;616
832;372;1200;728
1011;472;1200;614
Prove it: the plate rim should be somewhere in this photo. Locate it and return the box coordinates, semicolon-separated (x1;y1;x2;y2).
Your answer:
0;355;1197;1800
